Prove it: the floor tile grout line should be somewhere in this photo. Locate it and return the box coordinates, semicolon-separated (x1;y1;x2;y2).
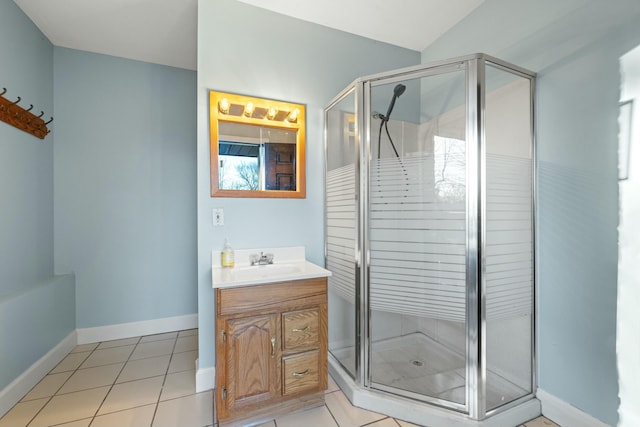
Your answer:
154;385;209;404
1;331;193;427
49;417;93;427
0;329;355;427
47;371;173;398
324;385;401;427
150;331;180;427
88;335;142;426
360;416;393;427
172;347;199;355
86;338;197;426
22;389;55;426
140;332;180;343
41;333;194;424
23;342;101;427
18;369;75;404
86;402;158;424
323;401;342;427
37;353;179;398
95;338;140;350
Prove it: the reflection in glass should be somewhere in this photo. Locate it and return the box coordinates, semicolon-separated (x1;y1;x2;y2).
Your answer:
217;122;297;191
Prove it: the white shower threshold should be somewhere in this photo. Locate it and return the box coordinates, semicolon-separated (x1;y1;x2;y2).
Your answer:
328;333;541;427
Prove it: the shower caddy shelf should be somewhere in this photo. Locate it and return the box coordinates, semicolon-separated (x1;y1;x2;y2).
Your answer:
0;88;53;139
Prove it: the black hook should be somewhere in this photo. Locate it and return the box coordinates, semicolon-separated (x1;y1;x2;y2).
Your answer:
45;117;54;125
37;111;44;118
26;104;33;112
10;96;21;106
0;88;6;97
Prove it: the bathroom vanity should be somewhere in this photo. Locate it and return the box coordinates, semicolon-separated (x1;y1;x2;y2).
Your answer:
212;247;331;427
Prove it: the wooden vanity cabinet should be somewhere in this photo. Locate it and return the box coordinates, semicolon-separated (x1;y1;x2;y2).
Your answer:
215;277;328;425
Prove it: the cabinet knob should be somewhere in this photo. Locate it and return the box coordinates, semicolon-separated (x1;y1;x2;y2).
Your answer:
270;337;276;356
291;325;310;333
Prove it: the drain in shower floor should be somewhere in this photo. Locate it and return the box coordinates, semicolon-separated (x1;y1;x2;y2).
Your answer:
411;360;424;367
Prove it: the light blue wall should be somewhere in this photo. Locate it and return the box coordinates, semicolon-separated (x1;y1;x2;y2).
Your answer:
53;48;198;328
1;1;197;398
0;1;76;395
0;0;54;297
422;0;640;425
196;0;420;370
0;275;75;391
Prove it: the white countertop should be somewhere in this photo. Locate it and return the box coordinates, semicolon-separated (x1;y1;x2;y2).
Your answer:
212;246;331;289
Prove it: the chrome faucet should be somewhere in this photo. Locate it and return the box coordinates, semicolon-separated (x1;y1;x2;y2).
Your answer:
250;252;274;266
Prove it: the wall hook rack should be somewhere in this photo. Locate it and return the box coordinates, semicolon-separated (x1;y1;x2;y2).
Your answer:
0;87;52;139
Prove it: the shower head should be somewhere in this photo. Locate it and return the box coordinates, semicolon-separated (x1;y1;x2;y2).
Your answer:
384;83;406;121
393;83;406;98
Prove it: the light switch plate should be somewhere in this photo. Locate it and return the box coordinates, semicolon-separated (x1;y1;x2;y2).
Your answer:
213;208;224;226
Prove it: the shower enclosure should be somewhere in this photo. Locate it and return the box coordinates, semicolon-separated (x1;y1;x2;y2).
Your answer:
324;54;537;425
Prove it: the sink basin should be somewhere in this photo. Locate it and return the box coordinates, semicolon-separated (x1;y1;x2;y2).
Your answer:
211;247;332;288
227;263;303;280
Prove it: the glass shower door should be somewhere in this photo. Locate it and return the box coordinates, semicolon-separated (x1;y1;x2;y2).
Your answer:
325;88;358;378
366;68;468;408
483;63;534;411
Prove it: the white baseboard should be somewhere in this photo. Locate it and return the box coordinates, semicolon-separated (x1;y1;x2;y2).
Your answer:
0;331;77;418
196;360;215;393
1;314;200;418
76;313;198;344
537;388;612;427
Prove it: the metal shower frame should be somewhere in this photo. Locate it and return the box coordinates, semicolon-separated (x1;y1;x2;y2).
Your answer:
324;53;537;421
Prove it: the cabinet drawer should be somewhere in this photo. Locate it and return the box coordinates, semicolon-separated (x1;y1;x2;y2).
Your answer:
217;278;326;316
283;308;319;351
282;350;319;396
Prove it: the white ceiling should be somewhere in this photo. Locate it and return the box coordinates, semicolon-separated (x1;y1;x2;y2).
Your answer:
236;0;484;52
14;0;198;70
13;0;484;71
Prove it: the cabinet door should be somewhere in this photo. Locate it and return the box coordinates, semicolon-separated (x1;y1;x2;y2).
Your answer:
225;313;280;413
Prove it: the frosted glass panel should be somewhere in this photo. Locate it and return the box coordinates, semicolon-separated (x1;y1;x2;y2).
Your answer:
325;90;357;378
484;65;534;410
323;55;535;420
368;70;468;405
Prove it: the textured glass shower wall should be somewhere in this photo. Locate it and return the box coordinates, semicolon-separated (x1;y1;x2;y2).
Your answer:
484;64;534;412
325;88;358;379
367;68;469;409
324;54;535;420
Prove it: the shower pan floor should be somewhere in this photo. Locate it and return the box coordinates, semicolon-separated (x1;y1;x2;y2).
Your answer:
332;332;528;410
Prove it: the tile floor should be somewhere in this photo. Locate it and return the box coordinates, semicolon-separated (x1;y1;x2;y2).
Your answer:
0;329;559;427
